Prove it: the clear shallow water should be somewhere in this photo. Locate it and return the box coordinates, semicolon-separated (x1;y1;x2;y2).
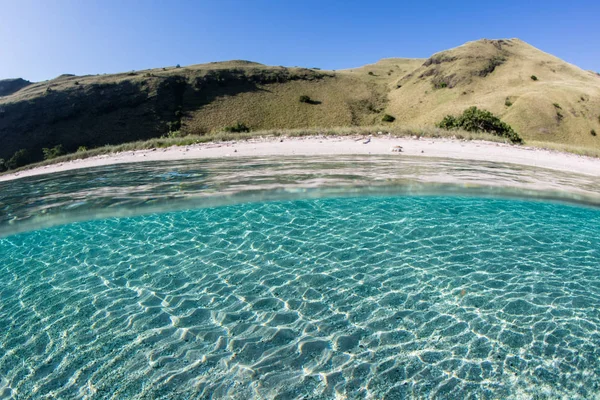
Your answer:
1;157;600;399
2;156;600;237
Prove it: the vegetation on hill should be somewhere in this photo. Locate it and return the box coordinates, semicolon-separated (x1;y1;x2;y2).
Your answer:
223;122;250;133
1;38;599;169
42;145;66;160
437;107;522;143
388;39;600;148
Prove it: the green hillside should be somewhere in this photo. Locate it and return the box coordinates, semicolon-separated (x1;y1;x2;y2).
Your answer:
1;38;599;167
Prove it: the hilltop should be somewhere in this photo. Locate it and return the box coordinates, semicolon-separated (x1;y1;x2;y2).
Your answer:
1;38;599;166
389;39;600;147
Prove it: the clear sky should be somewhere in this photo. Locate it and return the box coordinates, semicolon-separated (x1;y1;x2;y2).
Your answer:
1;0;599;82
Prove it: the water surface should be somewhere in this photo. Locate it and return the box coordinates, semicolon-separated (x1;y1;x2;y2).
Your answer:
2;156;600;237
1;156;599;399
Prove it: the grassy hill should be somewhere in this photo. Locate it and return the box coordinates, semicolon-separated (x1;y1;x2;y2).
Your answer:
1;38;599;167
388;39;600;148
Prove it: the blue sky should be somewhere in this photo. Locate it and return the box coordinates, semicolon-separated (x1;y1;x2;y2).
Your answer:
1;0;599;82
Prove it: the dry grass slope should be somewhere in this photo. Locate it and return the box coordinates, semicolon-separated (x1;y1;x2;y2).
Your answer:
387;39;600;149
1;38;599;168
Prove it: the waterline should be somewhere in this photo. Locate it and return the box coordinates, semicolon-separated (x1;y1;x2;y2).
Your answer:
1;156;600;237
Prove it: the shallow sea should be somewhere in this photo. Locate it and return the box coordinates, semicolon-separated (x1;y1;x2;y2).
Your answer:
0;156;599;399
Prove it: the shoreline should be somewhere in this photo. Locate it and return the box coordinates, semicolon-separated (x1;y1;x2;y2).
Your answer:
1;136;600;182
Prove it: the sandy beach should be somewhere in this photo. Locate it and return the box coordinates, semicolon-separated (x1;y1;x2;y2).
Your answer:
1;136;599;182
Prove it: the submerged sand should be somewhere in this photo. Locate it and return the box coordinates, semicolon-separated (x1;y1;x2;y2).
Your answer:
1;136;599;182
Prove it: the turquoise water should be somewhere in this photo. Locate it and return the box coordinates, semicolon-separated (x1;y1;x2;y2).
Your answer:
1;157;600;399
1;196;600;399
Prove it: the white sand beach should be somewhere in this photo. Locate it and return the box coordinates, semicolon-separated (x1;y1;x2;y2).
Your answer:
1;136;599;182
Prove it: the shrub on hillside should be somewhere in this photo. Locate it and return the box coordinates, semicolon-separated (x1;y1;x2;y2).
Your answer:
505;98;512;107
42;145;65;160
382;114;396;122
166;120;181;132
77;146;88;152
592;129;597;137
165;130;187;138
431;75;452;89
553;103;561;109
298;95;321;105
6;149;31;169
0;159;6;173
530;75;538;81
223;122;250;133
437;106;522;143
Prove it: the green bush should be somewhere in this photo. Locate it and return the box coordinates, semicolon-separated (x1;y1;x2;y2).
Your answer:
42;145;65;160
553;103;561;109
0;159;6;173
223;122;250;133
505;98;512;107
77;146;88;152
592;129;597;137
382;114;396;122
6;149;31;169
368;71;375;76
165;130;186;138
431;75;451;89
437;106;522;143
166;120;182;132
530;75;538;81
